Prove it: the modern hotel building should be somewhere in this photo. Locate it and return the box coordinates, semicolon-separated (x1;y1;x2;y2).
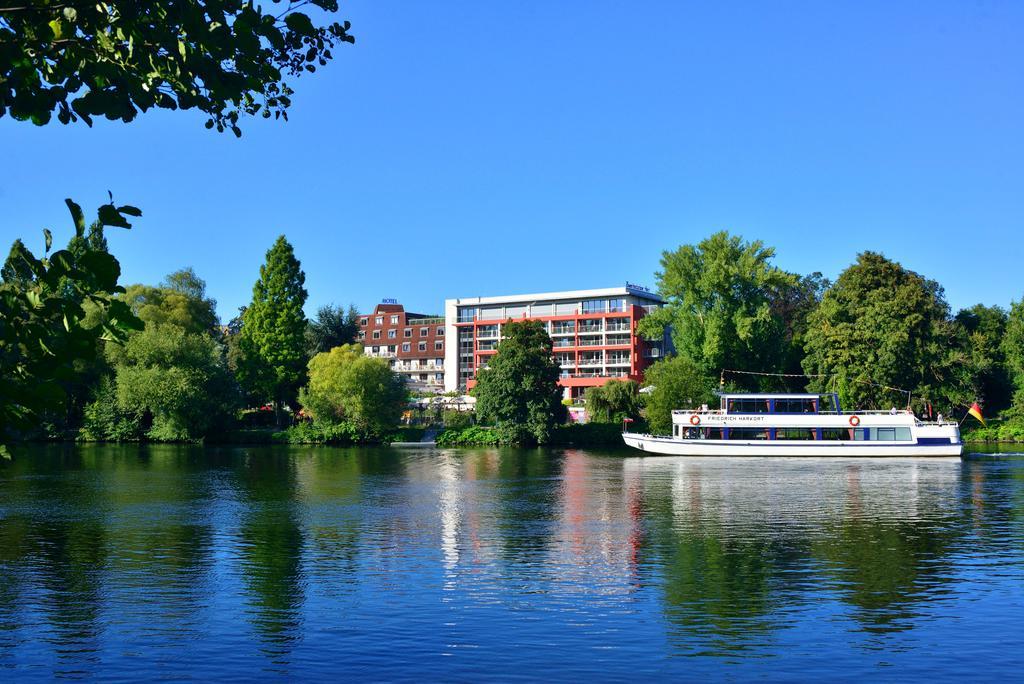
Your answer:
444;285;668;398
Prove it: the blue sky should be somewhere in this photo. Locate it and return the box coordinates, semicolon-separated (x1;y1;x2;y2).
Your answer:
2;1;1022;321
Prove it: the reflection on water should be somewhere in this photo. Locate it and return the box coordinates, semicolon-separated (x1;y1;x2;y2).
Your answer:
0;445;1022;680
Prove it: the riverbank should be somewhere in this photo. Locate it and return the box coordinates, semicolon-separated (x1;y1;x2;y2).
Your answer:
960;418;1024;444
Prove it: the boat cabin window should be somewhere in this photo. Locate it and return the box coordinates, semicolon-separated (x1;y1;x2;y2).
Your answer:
727;427;770;440
703;427;723;440
820;428;853;441
854;427;912;441
875;427;912;441
776;428;815;440
726;398;772;414
773;398;819;414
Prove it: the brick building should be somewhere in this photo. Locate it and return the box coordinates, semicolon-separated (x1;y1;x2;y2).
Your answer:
358;301;446;392
443;285;669;399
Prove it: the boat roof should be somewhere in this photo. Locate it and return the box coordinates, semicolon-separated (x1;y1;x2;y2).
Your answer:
718;393;831;399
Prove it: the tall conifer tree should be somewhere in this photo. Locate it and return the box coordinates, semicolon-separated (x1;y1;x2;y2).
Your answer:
238;236;308;417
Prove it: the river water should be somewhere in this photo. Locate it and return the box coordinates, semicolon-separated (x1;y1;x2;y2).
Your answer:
1;445;1022;681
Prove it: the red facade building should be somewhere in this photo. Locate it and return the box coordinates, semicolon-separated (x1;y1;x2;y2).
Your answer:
358;301;446;392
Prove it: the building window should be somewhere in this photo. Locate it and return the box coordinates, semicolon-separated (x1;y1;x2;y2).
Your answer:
435;341;443;350
390;315;399;325
404;328;412;338
387;345;396;353
418;342;426;351
608;298;626;312
372;346;379;354
357;331;365;340
388;329;397;339
402;342;410;352
458;307;477;322
420;327;428;337
437;327;444;336
359;317;368;326
375;316;383;325
372;330;380;339
582;299;605;314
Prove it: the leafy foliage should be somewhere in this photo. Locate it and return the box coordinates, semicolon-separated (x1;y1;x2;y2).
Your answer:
1004;298;1024;417
277;419;359;444
80;375;143;441
435;425;502;447
584;379;641;423
639;231;799;382
1;197;142;449
473;320;566;446
951;304;1013;415
118;268;218;335
236;235;308;411
299;343;407;441
0;0;354;133
305;303;358;357
802;252;965;412
109;323;238;441
642;355;716;435
442;409;474;429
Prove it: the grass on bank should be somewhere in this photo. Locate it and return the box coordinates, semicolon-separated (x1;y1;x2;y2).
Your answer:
961;419;1024;443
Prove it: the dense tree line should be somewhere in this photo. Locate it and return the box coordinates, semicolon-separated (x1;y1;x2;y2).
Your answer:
639;233;1023;439
5;221;1023;447
1;225;391;445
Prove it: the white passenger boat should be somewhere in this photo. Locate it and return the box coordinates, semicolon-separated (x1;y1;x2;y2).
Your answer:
622;393;962;458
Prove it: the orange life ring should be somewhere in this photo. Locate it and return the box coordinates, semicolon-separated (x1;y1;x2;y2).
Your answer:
849;415;861;427
690;415;701;426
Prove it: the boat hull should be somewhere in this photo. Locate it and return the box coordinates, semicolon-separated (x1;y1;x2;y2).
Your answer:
622;433;962;458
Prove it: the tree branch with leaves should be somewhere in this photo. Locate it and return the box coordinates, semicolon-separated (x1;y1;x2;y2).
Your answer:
0;0;354;134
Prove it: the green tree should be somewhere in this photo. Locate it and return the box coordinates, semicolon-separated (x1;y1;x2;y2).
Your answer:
118;268;218;335
473;320;566;445
79;375;144;441
26;219;116;437
952;304;1013;415
299;343;406;441
639;232;799;383
773;271;830;384
305;303;358;357
1;198;142;451
1003;298;1024;417
236;236;308;416
641;355;716;435
0;1;354;133
108;323;237;441
802;252;963;412
585;379;641;424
